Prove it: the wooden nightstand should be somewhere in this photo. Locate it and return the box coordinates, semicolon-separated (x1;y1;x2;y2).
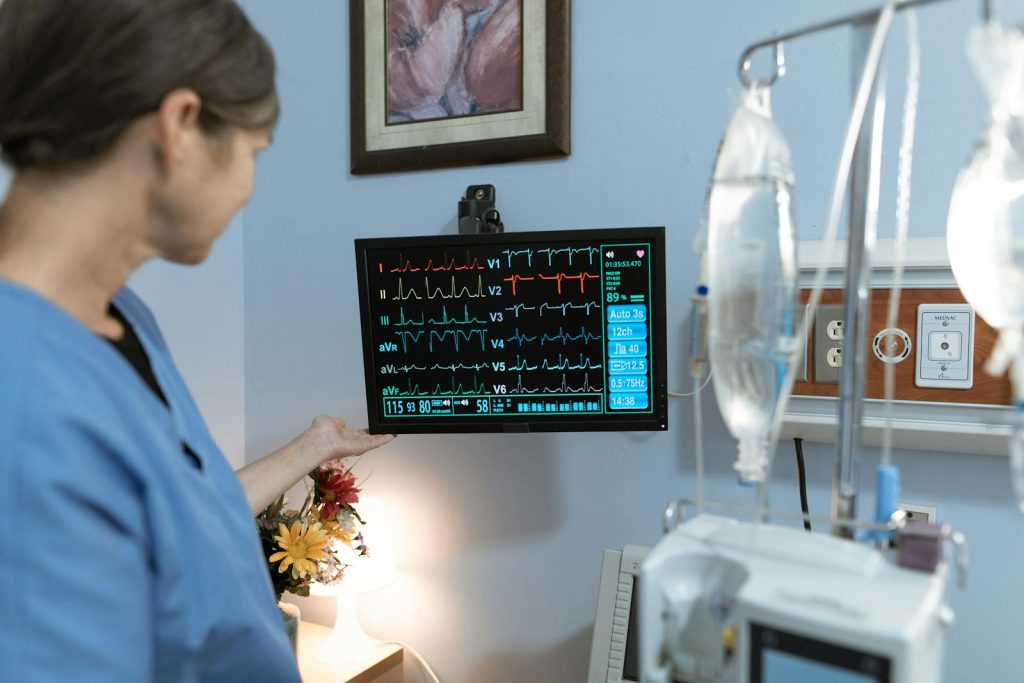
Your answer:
296;621;403;683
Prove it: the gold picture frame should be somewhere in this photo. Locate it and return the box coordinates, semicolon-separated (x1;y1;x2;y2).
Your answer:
350;0;570;175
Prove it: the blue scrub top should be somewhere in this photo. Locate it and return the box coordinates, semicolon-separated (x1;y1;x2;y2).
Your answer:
0;282;301;682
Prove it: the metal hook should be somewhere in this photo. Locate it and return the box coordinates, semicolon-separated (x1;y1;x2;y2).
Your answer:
738;41;786;88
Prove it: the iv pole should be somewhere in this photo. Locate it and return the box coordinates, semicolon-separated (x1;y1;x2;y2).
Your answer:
737;0;993;537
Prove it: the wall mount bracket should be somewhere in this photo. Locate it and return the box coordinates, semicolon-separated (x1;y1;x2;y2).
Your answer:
458;184;505;234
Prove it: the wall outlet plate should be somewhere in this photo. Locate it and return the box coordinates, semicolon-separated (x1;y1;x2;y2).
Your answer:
814;304;845;384
785;237;1016;457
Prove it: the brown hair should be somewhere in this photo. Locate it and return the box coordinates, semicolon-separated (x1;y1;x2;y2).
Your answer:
0;0;279;171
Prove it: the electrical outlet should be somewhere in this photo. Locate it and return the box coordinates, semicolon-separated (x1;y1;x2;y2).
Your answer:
898;502;937;524
814;304;845;384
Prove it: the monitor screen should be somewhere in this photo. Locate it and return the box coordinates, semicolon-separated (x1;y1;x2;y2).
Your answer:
749;624;891;683
354;227;668;433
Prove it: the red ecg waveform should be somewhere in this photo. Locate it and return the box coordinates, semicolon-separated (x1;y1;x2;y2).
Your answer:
536;272;600;294
383;251;485;273
502;274;535;296
503;272;600;296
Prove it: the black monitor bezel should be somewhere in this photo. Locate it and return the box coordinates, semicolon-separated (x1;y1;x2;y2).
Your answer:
354;227;668;434
749;623;892;683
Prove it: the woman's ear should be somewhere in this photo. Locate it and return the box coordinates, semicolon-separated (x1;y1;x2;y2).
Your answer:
153;88;203;172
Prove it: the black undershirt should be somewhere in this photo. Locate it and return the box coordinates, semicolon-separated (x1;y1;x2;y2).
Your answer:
105;306;202;469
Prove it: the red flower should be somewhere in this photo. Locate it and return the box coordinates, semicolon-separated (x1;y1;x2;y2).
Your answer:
320;501;340;522
316;469;361;521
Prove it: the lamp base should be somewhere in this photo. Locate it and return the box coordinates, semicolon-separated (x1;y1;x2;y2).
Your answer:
318;594;387;664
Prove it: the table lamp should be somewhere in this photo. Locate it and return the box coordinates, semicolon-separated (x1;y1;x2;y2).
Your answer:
311;497;398;663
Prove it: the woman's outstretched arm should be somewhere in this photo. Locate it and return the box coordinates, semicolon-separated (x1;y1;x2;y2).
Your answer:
236;416;395;515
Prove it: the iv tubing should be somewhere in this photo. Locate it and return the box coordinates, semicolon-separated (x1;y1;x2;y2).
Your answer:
694;372;706;513
881;9;920;467
754;0;900;524
668;371;713;399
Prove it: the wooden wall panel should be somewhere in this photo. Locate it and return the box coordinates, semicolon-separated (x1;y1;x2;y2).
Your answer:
793;288;1012;405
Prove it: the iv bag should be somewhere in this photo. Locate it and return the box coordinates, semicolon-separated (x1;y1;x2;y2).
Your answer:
706;84;798;483
948;23;1024;515
947;24;1024;368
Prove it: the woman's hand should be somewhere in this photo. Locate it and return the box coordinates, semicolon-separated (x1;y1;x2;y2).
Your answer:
304;415;395;469
237;416;395;515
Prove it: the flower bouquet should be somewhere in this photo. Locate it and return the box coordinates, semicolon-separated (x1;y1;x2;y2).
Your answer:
256;464;368;603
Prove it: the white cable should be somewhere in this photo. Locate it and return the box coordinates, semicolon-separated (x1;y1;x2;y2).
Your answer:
881;9;920;468
668;370;713;398
755;0;901;523
382;641;442;683
694;374;706;513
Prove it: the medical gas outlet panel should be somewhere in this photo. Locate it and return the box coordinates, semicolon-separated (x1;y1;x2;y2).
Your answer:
794;289;1007;405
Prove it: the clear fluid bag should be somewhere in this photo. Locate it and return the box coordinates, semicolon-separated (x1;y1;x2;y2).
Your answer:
707;83;799;483
947;23;1024;514
948;23;1024;352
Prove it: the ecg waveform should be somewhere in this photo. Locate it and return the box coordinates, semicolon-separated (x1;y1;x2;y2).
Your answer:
394;364;427;373
391;276;485;301
504;301;601;317
384;251;485;273
500;248;535;268
501;274;534;296
503;272;599;296
392;362;497;373
396;376;487;397
508;353;603;371
508;373;601;394
504;326;601;347
542;353;603;371
394;328;487;352
429;362;490;372
395;304;486;327
537;272;600;294
500;246;601;268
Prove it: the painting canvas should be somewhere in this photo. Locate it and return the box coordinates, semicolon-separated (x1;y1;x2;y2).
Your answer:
387;0;523;124
350;0;569;175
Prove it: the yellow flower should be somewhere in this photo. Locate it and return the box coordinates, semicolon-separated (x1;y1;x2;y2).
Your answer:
269;521;330;580
321;520;356;547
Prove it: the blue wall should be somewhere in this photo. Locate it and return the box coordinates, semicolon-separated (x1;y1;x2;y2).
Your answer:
0;161;247;468
240;2;1022;681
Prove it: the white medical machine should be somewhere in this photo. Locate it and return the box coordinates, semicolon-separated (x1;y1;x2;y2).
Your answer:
588;545;651;683
636;1;1011;681
639;512;963;683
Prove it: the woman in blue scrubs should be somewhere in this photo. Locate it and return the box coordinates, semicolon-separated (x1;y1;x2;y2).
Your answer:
0;1;393;681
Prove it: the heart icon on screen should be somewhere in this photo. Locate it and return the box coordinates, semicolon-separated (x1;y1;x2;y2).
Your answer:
636;249;645;258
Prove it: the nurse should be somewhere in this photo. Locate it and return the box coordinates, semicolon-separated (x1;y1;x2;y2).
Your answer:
0;1;393;681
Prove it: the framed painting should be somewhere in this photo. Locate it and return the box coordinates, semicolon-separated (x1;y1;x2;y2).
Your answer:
350;0;570;175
